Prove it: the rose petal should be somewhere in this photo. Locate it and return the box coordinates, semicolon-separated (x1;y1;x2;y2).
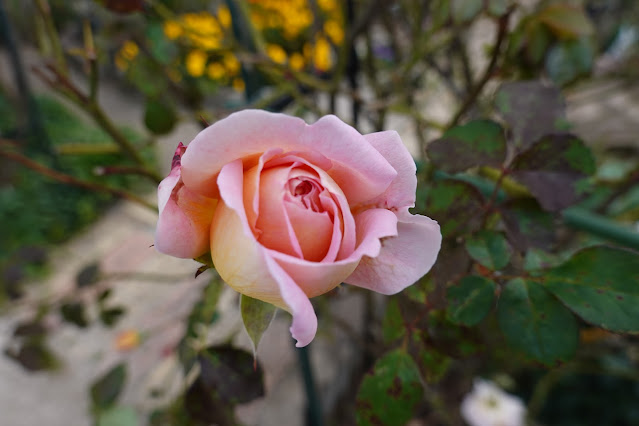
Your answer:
180;110;397;204
269;208;399;298
285;201;333;261
211;159;318;346
344;208;441;294
361;131;417;210
156;181;217;259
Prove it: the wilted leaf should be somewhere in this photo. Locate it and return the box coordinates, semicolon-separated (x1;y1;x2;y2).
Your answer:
99;306;126;327
197;345;265;404
91;363;127;408
546;38;594;86
495;81;566;150
76;262;100;288
544;246;639;332
511;133;596;211
422;180;485;237
498;278;578;365
451;0;482;23
465;230;513;270
97;406;138;426
5;340;60;371
144;99;177;135
240;295;277;356
537;3;594;40
60;302;89;328
427;120;506;173
447;275;496;326
356;349;423;426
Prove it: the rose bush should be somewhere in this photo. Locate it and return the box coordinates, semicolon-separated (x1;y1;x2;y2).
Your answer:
155;110;441;346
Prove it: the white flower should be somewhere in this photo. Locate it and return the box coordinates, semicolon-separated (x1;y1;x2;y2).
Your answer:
460;379;526;426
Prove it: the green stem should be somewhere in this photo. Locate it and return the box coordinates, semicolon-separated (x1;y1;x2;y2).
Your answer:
562;207;639;250
297;345;324;426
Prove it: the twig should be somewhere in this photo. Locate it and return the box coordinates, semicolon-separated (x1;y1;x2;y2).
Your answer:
447;11;512;128
0;146;157;211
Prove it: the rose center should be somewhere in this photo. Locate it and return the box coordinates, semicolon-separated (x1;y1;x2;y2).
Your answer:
288;177;323;213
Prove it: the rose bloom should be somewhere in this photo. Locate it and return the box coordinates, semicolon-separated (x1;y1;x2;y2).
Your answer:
155;110;441;346
460;379;526;426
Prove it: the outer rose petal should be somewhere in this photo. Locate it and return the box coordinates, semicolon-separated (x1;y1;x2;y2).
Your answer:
362;131;417;210
155;146;217;258
180;110;397;204
210;160;317;346
344;208;441;294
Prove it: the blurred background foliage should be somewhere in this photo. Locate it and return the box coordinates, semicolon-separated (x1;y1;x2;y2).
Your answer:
1;0;639;425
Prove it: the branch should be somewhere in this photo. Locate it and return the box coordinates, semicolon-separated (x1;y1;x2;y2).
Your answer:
447;11;512;128
0;145;157;211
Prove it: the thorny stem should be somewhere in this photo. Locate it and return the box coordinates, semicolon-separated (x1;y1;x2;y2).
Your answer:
0;144;157;211
447;10;512;128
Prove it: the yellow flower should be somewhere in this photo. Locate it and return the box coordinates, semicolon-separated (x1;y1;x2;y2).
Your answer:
121;40;139;61
313;37;333;72
266;43;287;64
183;12;223;50
324;20;344;44
186;49;207;77
318;0;338;12
207;62;226;80
232;77;245;92
223;53;241;75
218;5;232;28
289;52;305;71
163;20;182;40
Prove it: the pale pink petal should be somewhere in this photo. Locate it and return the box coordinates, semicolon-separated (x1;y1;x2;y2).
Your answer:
211;160;318;346
344;208;441;294
269;208;399;298
180;110;397;204
362;131;417;210
156;143;217;258
285;201;333;261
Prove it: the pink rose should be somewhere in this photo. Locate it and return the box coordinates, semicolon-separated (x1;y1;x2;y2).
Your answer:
155;110;441;346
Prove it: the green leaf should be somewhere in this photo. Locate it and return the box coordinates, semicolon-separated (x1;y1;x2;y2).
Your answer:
495;80;565;150
91;363;127;408
511;133;596;211
498;278;578;365
356;349;423;426
465;231;512;270
97;406;138;426
240;294;277;356
537;3;594;40
546;38;594;86
99;306;126;327
413;341;451;384
144;99;178;135
451;0;482;24
447;275;496;326
76;262;100;288
382;298;406;343
544;246;639;332
502;199;556;251
427;120;506;173
525;19;552;64
421;180;485;237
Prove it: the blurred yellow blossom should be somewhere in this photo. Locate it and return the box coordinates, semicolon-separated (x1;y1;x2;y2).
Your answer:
289;52;305;71
163;20;182;40
313;36;333;72
186;49;207;77
183;12;223;50
232;77;245;92
223;53;241;74
318;0;339;12
324;20;344;44
115;40;139;71
217;5;232;28
267;43;287;64
207;62;226;80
